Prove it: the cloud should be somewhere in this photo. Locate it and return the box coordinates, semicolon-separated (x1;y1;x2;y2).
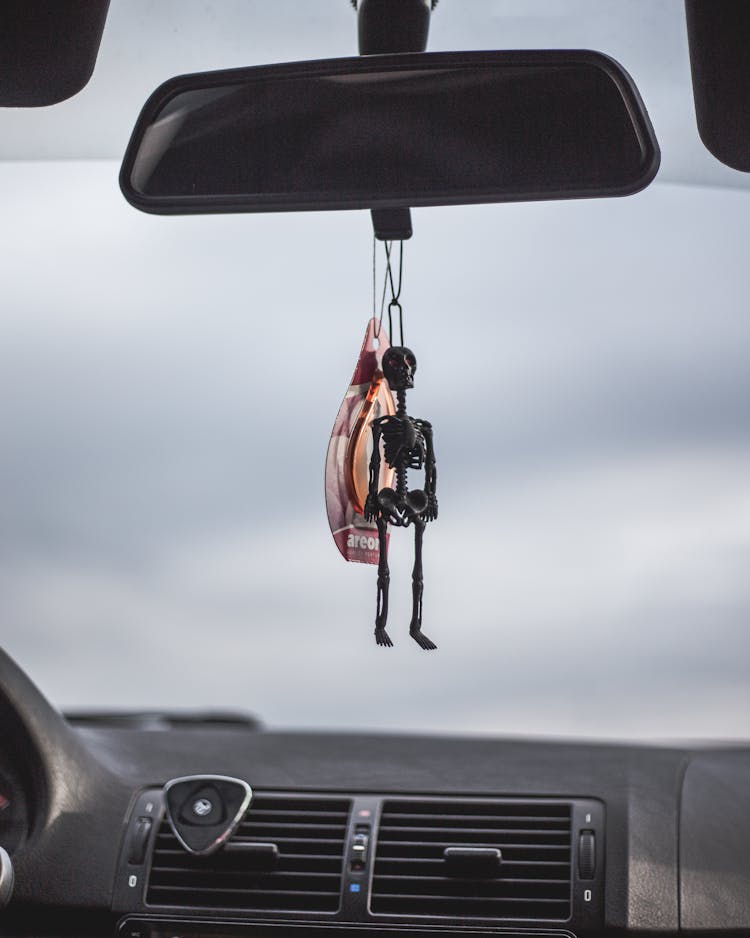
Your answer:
1;163;749;740
3;445;749;739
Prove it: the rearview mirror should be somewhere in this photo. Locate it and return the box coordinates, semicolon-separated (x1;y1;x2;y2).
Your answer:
120;50;659;216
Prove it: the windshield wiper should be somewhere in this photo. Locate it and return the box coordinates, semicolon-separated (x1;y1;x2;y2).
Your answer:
64;710;262;731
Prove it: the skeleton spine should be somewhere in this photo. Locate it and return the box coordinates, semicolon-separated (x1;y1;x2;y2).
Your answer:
396;390;408;497
396;465;408;497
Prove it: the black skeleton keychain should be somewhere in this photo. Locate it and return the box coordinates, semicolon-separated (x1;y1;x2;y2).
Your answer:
325;240;439;649
364;342;438;649
364;244;438;650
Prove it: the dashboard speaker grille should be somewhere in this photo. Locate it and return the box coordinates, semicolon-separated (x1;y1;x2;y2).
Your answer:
371;798;572;921
146;792;351;912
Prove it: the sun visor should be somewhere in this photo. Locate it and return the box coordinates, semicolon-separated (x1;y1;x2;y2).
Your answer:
686;0;750;172
1;0;110;106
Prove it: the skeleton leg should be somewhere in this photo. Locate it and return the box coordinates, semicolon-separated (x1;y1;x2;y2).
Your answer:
374;516;393;647
409;518;436;650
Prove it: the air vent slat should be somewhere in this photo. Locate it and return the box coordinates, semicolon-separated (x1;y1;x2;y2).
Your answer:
146;793;351;913
371;798;572;923
156;835;345;854
375;874;570;887
149;870;341;888
374;895;570;919
237;823;347;836
149;885;340;898
151;854;343;872
376;840;570;854
147;886;338;912
227;835;345;844
236;802;347;824
375;892;567;905
379;826;570;840
383;802;570;817
375;857;569;876
381;812;570;825
374;880;569;900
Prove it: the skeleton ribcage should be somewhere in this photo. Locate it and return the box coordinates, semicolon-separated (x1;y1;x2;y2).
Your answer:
380;416;426;470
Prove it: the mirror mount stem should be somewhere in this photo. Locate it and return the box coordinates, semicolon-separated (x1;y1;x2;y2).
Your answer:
356;0;432;55
358;0;431;240
370;207;413;241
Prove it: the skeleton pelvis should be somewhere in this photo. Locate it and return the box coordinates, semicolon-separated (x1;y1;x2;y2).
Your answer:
377;487;428;527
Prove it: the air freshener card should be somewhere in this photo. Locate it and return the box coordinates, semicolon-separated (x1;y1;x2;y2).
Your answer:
325;318;395;564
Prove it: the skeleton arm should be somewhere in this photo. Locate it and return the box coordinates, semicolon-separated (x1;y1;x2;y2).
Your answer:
364;420;383;521
421;421;438;521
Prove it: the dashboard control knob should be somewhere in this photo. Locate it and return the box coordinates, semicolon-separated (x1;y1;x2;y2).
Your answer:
127;816;153;865
578;830;596;880
0;846;13;908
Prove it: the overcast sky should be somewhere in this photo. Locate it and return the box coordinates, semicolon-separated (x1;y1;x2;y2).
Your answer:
1;1;749;740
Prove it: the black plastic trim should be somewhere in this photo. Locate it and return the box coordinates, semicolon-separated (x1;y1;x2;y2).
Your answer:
114;791;604;934
117;920;576;938
119;49;660;217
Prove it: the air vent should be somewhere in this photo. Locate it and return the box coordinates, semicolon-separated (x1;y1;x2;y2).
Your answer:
371;798;572;921
147;793;351;913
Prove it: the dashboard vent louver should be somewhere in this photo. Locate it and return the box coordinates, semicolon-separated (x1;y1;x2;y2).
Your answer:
371;798;572;921
147;793;351;913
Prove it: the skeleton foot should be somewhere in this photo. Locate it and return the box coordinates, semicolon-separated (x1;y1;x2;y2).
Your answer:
375;628;393;647
410;629;437;651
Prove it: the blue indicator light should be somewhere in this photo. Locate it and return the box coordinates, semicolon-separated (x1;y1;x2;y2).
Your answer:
350;883;361;893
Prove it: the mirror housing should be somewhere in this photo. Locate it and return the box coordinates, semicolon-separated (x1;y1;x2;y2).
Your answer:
120;50;660;217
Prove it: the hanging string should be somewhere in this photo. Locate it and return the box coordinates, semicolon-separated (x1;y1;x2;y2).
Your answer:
372;235;377;325
384;240;403;303
374;240;405;345
375;243;390;339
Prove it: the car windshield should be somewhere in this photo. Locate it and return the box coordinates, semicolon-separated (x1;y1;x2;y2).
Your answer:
1;0;748;740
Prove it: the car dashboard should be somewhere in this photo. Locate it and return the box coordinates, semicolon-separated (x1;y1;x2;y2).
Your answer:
1;649;749;938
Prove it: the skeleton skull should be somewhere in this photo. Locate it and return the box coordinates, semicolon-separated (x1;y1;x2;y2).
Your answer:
383;346;417;391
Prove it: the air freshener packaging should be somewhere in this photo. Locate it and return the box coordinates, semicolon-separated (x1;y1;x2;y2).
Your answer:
325;318;395;563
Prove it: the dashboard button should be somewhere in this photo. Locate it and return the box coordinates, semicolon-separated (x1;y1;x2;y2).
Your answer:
349;830;370;870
